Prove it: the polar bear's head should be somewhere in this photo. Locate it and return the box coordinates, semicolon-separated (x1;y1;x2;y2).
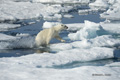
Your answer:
54;24;68;31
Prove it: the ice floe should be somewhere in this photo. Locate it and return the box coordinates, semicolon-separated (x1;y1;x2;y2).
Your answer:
0;47;114;68
68;20;102;40
0;62;120;80
0;23;20;31
0;1;60;22
101;23;120;34
68;20;120;40
89;0;109;10
32;0;90;3
0;33;35;49
50;35;120;51
105;62;120;67
100;0;120;21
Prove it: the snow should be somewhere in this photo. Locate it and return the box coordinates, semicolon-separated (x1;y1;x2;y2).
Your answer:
0;1;60;22
0;0;79;22
32;0;90;3
100;0;120;21
50;35;120;51
66;23;84;31
63;14;74;18
0;49;120;80
0;47;114;67
68;20;120;41
100;23;120;34
0;23;20;31
42;21;61;29
0;66;120;80
0;33;18;41
68;20;102;40
0;33;35;49
105;62;120;67
89;0;109;10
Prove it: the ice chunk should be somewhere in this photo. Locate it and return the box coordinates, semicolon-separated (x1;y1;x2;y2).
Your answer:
51;35;120;51
89;0;109;10
32;0;90;3
90;35;120;47
16;33;30;37
68;20;103;40
0;33;18;41
101;22;120;34
63;14;74;18
78;9;101;15
0;33;35;49
0;23;20;31
42;21;61;29
100;0;120;20
72;35;120;48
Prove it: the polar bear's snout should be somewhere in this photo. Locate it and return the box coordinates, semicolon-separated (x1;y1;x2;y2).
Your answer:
61;24;68;29
64;25;68;29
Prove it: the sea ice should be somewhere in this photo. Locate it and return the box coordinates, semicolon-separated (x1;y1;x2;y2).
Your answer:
89;0;109;10
100;22;120;34
100;0;120;21
0;47;114;68
50;35;120;51
0;23;20;31
0;1;60;22
0;63;120;80
42;21;61;29
43;22;84;31
0;33;35;49
32;0;90;3
63;14;74;18
68;20;102;40
105;62;120;67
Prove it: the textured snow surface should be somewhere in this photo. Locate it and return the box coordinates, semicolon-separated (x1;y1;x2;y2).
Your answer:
32;0;90;3
100;0;120;20
0;23;20;31
0;1;60;21
89;0;109;9
0;52;120;80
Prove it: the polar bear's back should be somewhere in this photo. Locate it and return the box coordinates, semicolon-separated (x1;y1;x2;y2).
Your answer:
35;28;54;46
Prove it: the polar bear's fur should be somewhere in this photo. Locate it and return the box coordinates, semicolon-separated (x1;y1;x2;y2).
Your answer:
35;24;68;47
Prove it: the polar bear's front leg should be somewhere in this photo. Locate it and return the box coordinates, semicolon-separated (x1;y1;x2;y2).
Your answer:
46;37;52;45
55;35;65;42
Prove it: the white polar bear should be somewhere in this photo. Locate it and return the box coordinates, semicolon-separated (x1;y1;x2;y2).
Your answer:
35;24;68;47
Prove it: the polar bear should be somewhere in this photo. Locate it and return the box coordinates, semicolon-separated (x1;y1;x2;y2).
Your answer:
35;24;68;47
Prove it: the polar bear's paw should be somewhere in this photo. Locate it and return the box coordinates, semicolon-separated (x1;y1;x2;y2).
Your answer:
61;40;66;42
